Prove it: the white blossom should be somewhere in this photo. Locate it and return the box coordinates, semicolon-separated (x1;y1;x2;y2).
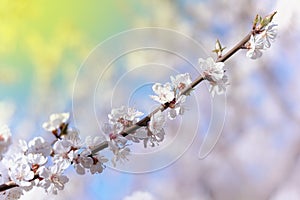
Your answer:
167;95;186;119
7;156;34;187
209;74;229;97
246;34;264;59
102;122;124;136
71;147;108;175
85;135;107;150
151;73;193;105
3;138;48;190
198;57;225;82
0;125;12;159
198;57;228;96
104;106;145;149
27;153;47;166
106;106;144;145
130;127;149;147
74;162;86;175
149;73;193;119
38;161;69;195
71;150;93;175
78;151;94;169
103;123;128;146
260;22;278;49
150;82;175;104
246;22;277;59
134;127;148;139
90;154;108;174
149;111;165;134
52;140;73;169
89;161;103;174
132;126;165;148
62;129;83;149
18;140;28;153
148;129;165;148
128;110;166;147
109;141;130;167
28;137;51;156
170;73;192;91
42;113;69;132
109;106;143;125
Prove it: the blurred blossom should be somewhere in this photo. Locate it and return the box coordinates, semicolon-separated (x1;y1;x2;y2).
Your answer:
123;191;156;200
0;100;15;125
271;186;300;200
0;125;12;159
42;113;70;132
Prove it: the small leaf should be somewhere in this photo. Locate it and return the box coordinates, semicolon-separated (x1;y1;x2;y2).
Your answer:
264;11;277;23
260;11;277;29
212;39;226;57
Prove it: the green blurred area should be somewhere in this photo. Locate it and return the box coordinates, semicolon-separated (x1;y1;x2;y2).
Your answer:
0;0;145;103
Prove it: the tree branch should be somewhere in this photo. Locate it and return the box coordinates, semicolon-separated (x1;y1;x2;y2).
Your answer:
216;32;251;63
0;30;252;194
0;181;18;192
120;31;252;137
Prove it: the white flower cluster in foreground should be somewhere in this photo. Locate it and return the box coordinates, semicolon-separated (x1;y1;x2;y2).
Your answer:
1;73;219;198
246;13;278;59
0;113;109;199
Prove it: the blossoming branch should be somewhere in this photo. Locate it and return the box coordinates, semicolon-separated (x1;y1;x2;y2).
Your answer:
0;11;277;199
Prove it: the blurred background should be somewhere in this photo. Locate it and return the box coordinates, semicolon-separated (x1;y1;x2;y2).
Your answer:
0;0;299;199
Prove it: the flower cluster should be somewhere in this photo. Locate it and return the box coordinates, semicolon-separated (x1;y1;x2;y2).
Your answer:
150;73;192;119
134;110;166;148
246;12;278;59
102;106;142;165
198;57;228;96
42;112;70;138
0;107;167;198
1;113;109;199
103;105;166;164
2;137;51;194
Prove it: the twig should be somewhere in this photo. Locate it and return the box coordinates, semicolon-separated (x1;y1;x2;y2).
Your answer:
216;32;251;63
0;181;18;192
